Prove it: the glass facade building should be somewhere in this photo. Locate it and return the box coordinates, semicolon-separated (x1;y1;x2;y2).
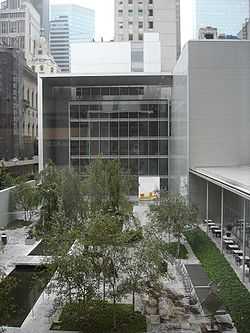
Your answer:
50;4;95;43
194;0;249;36
40;74;172;192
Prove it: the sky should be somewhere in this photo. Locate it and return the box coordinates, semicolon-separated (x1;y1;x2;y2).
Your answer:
50;0;194;46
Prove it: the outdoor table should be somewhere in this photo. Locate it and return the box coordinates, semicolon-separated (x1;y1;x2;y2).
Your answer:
237;255;250;265
210;225;218;231
232;250;243;258
229;245;240;254
223;239;234;244
214;229;222;238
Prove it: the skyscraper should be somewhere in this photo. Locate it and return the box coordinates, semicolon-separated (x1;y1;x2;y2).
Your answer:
50;4;95;43
114;0;181;72
50;16;70;72
27;0;50;41
194;0;249;37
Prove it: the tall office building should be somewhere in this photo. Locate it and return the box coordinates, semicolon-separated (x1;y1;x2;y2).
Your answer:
114;0;181;72
50;16;70;72
50;4;95;43
26;0;50;41
194;0;249;37
0;0;40;64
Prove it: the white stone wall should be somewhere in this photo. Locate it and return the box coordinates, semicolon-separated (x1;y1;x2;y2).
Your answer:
0;186;16;228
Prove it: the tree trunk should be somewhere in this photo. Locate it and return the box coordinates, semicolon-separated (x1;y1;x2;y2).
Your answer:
177;236;181;258
132;291;135;312
112;276;117;331
103;279;106;301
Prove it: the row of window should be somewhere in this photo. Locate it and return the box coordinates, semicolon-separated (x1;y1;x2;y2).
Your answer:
0;20;25;34
70;121;168;137
119;21;153;29
0;36;24;49
70;140;168;156
70;104;168;119
71;157;167;176
0;12;25;19
75;86;144;97
118;0;153;6
118;9;153;16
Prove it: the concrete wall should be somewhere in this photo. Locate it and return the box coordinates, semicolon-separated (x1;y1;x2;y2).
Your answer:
71;42;132;73
188;40;250;168
0;186;16;229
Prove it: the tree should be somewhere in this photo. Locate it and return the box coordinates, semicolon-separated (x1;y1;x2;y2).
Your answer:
37;161;62;232
0;163;15;190
149;192;198;257
0;271;17;330
84;158;133;217
15;181;40;222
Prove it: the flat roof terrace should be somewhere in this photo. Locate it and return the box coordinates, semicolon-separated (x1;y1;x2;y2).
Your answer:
190;165;250;200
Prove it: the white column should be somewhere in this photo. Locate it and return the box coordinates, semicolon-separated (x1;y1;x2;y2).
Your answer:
242;199;246;282
220;188;224;253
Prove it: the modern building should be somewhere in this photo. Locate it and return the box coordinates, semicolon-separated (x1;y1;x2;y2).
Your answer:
171;40;250;281
26;0;50;41
238;19;250;39
39;73;172;192
0;47;38;160
198;26;217;39
30;35;60;74
114;0;181;72
50;4;95;44
71;33;161;73
50;16;70;72
0;0;40;65
194;0;249;37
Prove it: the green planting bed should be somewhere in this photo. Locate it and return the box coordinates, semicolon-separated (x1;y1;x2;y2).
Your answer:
185;228;250;333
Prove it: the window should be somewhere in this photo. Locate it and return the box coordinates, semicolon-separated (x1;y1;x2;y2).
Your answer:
138;33;143;41
129;141;139;155
80;123;89;137
138;9;143;16
119;141;128;155
130;159;138;175
100;122;109;137
140;140;148;155
40;65;44;72
139;121;148;136
138;21;143;29
128;0;133;3
129;34;133;40
129;122;138;136
110;141;118;155
159;159;168;175
80;141;89;155
71;141;79;155
118;9;123;16
71;123;79;137
149;159;158;175
149;141;158;155
90;122;99;137
128;9;133;16
149;0;153;4
119;122;128;137
90;141;99;155
149;121;158;137
139;159;148;175
159;140;168;155
110;122;118;137
148;9;153;16
100;141;109;155
148;21;153;29
159;121;168;137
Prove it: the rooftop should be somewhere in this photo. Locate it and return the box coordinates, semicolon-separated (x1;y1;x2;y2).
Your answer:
190;165;250;199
